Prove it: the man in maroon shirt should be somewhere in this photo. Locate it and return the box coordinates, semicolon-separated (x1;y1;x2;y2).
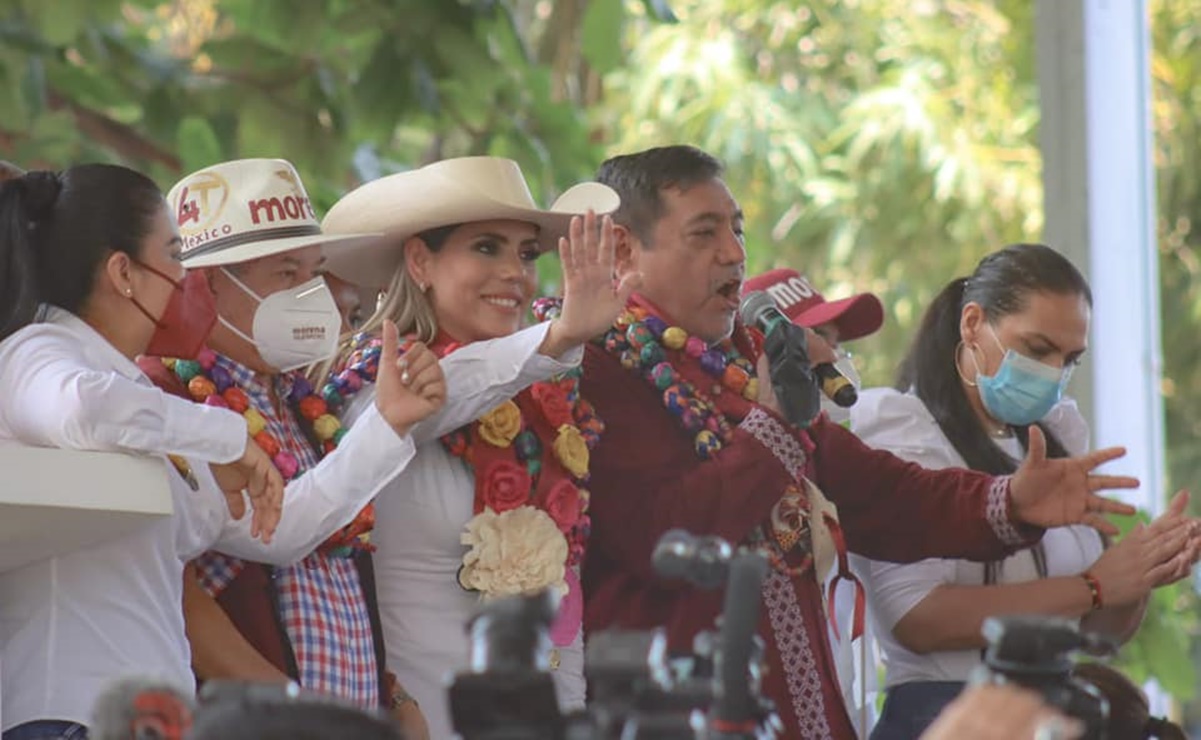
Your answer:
579;145;1138;739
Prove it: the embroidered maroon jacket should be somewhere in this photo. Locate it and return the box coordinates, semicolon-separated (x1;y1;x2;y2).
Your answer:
579;343;1038;740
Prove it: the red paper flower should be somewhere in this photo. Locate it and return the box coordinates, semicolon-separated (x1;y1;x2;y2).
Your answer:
298;395;328;421
479;459;533;514
541;479;582;532
533;383;574;429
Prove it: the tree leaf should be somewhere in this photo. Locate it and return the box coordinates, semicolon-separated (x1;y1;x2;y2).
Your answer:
640;0;678;23
582;0;625;75
176;117;223;175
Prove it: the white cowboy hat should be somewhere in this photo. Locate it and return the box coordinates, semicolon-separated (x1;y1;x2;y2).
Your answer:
320;156;620;289
166;158;381;268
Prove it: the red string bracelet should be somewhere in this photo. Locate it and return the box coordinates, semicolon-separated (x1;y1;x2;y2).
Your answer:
1081;571;1103;610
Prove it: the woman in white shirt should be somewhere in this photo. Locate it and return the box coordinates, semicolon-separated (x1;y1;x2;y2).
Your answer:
320;157;632;739
0;166;443;740
849;244;1201;740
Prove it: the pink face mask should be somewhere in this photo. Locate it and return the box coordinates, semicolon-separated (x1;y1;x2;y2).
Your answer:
130;262;218;359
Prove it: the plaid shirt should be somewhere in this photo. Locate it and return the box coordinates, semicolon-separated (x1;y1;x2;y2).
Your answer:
193;354;379;707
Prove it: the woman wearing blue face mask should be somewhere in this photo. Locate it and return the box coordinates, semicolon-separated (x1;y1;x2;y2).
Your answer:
848;243;1201;740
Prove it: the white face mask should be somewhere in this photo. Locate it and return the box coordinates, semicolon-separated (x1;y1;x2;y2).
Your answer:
820;351;861;427
218;269;341;372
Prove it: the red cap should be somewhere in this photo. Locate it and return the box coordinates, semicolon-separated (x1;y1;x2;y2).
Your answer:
741;268;884;342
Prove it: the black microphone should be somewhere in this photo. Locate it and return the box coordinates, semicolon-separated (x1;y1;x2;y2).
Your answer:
652;529;733;590
740;291;857;410
710;550;770;738
739;291;821;427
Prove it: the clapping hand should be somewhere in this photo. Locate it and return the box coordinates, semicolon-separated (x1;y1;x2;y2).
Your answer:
1089;490;1201;605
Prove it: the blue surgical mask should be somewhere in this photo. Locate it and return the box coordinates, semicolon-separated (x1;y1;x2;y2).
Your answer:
974;326;1072;426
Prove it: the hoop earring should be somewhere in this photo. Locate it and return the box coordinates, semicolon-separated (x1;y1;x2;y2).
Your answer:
954;341;979;387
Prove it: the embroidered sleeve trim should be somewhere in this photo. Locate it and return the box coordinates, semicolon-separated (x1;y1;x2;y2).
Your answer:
740;407;806;480
986;475;1024;546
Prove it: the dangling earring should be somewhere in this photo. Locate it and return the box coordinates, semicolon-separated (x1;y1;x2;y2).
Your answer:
954;340;980;387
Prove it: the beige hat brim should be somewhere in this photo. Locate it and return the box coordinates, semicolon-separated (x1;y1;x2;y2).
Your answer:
182;231;383;269
322;176;619;290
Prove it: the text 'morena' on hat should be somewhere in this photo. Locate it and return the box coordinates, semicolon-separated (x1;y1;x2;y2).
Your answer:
742;268;884;342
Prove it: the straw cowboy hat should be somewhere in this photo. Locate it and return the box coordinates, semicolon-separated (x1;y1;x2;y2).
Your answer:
742;268;884;342
166;158;380;268
320;156;620;289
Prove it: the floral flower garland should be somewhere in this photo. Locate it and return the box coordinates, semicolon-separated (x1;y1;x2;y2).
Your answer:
158;347;374;554
594;305;758;460
594;306;823;571
336;299;603;642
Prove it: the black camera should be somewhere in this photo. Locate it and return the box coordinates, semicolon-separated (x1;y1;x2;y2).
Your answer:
448;530;780;739
448;590;566;739
971;615;1116;739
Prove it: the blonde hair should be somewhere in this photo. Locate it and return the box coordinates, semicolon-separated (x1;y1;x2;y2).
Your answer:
309;235;440;386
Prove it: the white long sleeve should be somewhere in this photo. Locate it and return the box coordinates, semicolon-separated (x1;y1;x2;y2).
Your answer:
0;312;246;464
211;321;579;564
207;404;417;564
848;387;1103;688
344;320;584;439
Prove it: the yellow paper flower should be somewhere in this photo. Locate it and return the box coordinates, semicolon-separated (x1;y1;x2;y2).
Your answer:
243;407;268;436
459;506;568;598
313;413;341;442
552;425;590;478
478;400;522;447
661;326;687;350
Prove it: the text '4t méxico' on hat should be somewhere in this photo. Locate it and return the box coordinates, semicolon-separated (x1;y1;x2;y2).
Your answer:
167;158;381;269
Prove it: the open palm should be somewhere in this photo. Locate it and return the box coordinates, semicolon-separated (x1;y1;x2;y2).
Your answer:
1010;425;1138;535
554;211;642;345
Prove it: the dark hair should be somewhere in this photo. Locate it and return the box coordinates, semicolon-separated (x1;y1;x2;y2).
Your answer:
0;164;165;342
189;699;405;740
1072;663;1188;739
898;244;1092;584
897;243;1092;476
414;222;462;252
596;145;723;243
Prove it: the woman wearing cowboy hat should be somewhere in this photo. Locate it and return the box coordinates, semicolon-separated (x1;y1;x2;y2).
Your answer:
321;156;636;739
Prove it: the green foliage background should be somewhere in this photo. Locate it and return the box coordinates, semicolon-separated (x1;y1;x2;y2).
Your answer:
2;0;1199;723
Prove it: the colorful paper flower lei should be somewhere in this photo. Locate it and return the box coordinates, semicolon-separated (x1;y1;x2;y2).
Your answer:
159;347;374;554
594;305;757;460
336;298;602;638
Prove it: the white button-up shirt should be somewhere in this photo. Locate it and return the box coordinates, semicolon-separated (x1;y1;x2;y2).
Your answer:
0;307;420;730
848;390;1102;690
